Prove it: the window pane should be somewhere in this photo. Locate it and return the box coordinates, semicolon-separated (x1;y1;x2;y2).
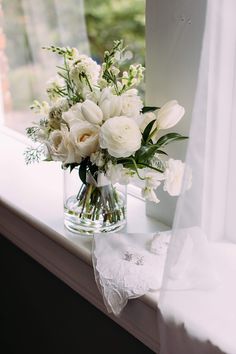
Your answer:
0;0;145;134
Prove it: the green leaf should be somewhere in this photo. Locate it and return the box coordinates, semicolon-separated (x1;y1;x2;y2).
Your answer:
141;106;159;114
142;119;156;142
156;133;188;148
79;159;88;184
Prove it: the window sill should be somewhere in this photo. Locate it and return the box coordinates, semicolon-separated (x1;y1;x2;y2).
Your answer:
0;130;168;352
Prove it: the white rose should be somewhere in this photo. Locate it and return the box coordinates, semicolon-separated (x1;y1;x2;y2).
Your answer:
81;99;103;125
121;89;143;118
62;103;84;127
156;100;185;130
99;88;122;120
99;116;142;158
48;127;80;164
141;187;160;203
163;159;192;196
70;121;99;158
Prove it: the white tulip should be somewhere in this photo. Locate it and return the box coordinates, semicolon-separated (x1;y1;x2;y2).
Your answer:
81;99;103;125
70;121;99;158
163;159;192;196
99;116;142;158
62;103;84;127
99;88;122;120
156;100;185;130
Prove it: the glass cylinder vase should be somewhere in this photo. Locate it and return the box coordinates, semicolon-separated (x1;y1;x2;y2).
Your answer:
64;167;127;235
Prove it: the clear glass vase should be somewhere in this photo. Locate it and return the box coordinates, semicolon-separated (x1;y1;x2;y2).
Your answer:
64;168;127;235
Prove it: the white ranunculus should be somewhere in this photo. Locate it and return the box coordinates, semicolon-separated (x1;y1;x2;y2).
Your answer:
99;116;142;158
156;100;185;130
141;187;160;203
62;103;85;127
163;159;192;196
121;89;143;118
99;88;122;120
81;99;103;125
70;121;99;158
48;127;80;164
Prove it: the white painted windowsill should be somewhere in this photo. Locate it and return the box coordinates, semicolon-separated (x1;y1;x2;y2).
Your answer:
0;129;168;353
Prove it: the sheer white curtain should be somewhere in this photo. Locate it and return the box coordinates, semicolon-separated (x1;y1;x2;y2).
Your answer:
159;0;236;353
0;0;89;131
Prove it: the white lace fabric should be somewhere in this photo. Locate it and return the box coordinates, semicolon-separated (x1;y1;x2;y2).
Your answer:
92;232;171;316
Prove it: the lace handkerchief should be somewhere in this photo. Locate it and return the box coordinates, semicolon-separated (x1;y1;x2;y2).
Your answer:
92;232;171;316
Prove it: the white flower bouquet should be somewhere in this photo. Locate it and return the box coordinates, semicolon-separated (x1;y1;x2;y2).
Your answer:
25;40;188;233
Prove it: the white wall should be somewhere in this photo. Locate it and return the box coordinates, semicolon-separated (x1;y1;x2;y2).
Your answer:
145;0;207;226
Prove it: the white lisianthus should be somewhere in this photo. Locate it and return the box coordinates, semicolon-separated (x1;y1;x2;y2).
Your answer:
48;127;80;164
81;99;103;125
121;89;143;118
163;159;192;196
90;151;105;167
46;76;65;102
141;187;160;203
139;112;157;133
69;54;101;89
144;171;165;188
99;88;122;120
105;162;132;185
70;121;99;158
99;116;142;158
62;103;84;127
156;100;185;130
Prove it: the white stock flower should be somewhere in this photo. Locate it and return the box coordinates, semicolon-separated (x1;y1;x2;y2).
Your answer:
62;103;84;127
99;88;122;120
70;121;99;158
70;54;101;89
121;89;143;118
156;100;185;130
141;187;160;203
46;76;65;102
81;99;103;125
48;127;80;164
99;116;142;158
163;159;192;196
